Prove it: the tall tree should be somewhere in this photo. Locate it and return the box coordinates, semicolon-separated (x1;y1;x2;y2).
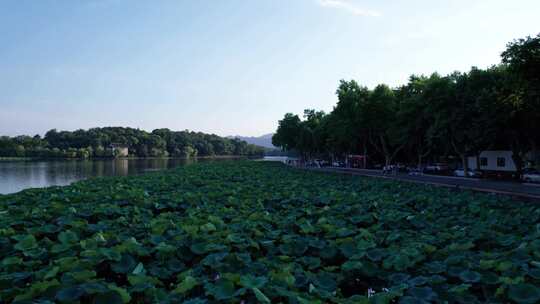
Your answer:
272;113;302;152
362;84;404;165
329;80;370;155
396;75;436;167
502;33;540;170
302;109;327;157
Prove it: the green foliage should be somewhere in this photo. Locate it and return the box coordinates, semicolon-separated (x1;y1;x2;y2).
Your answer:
0;127;265;158
273;33;540;171
272;113;302;151
501;33;540;169
1;161;539;303
14;234;38;251
174;276;199;294
507;283;540;304
459;270;481;283
272;110;329;159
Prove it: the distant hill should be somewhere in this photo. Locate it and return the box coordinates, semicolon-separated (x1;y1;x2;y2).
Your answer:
0;127;268;158
228;133;276;149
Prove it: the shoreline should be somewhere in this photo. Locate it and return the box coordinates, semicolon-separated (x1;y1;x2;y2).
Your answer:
0;155;257;161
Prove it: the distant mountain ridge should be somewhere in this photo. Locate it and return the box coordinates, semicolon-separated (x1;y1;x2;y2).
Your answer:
228;133;276;149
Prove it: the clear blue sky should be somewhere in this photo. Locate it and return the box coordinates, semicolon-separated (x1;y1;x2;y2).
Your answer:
1;0;538;137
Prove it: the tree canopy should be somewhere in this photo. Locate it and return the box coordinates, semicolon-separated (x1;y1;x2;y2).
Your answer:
0;127;265;158
273;33;540;174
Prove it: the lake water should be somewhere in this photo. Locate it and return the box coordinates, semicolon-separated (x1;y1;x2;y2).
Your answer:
0;158;228;195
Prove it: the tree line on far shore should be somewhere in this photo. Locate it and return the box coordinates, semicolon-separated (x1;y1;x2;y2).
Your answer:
272;34;540;175
0;127;265;158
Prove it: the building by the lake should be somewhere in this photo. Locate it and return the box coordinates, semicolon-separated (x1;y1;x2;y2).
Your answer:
110;143;129;157
467;150;540;173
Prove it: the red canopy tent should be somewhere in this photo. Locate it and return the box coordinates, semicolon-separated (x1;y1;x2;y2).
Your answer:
347;155;368;168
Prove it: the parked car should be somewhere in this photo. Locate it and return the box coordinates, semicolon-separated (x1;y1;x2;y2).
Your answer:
424;163;450;175
382;165;403;175
307;159;330;168
382;165;393;174
521;168;540;183
396;163;407;173
453;169;482;178
332;161;345;167
407;167;423;176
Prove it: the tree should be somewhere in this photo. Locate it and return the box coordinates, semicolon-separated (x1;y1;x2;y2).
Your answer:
424;72;487;176
502;33;540;92
181;145;197;158
272;113;302;152
502;33;540;170
329;80;370;155
14;145;25;157
272;110;328;160
361;84;404;166
395;75;436;167
301;109;327;157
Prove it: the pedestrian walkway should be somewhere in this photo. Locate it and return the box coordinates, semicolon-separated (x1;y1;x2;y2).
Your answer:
311;167;540;201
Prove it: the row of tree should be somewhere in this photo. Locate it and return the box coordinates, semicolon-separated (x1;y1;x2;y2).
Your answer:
0;127;265;158
272;34;540;176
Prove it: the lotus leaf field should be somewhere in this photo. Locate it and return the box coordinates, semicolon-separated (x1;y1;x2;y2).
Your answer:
1;161;540;303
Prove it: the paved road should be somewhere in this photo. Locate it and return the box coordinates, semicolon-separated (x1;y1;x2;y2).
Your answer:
311;167;540;201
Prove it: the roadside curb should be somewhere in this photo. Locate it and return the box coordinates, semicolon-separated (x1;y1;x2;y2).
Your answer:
306;167;540;202
421;174;481;182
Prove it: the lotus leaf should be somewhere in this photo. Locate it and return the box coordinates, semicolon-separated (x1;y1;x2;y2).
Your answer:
14;235;38;251
56;286;85;302
173;275;199;294
107;284;131;303
111;254;137;274
183;298;208;304
58;230;79;244
93;291;125;304
2;256;22;266
239;275;267;289
508;283;540;304
79;282;108;294
408;286;437;301
1;161;539;303
408;276;429;286
252;287;271;303
132;262;146;275
314;272;337;292
342;260;363;272
205;279;236;300
459;270;481;283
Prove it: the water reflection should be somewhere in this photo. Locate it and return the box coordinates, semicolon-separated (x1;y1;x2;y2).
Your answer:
0;158;205;194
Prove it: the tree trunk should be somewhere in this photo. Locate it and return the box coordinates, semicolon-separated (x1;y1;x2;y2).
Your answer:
379;134;390;166
462;154;469;177
418;147;430;169
510;137;526;180
531;140;539;169
363;139;367;169
451;139;468;177
511;151;523;180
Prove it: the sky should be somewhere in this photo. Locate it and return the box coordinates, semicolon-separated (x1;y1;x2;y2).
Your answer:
1;0;539;137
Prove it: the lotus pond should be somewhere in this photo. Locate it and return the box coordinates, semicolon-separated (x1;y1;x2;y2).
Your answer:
1;161;540;303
